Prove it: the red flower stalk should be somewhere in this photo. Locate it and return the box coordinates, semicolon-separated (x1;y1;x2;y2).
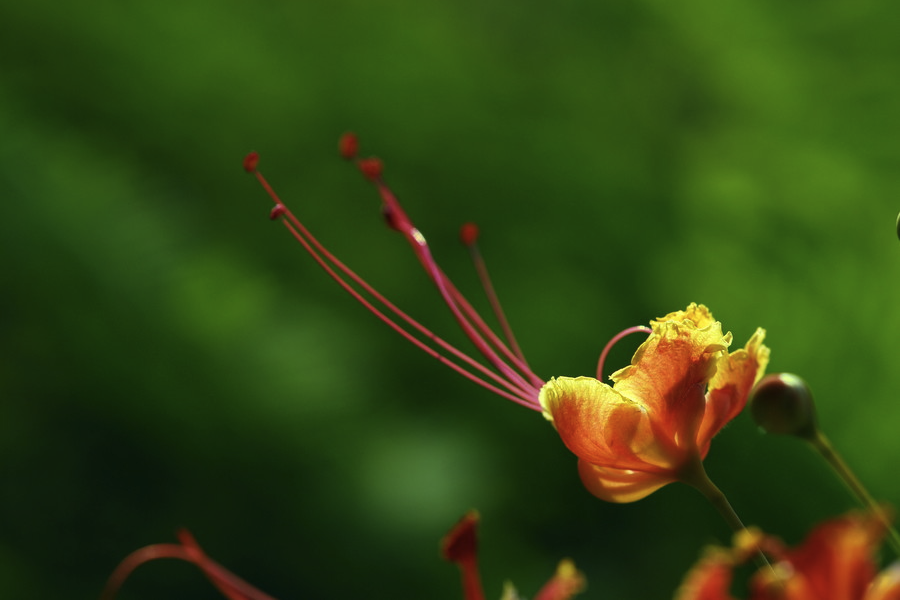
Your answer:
442;511;586;600
244;135;769;503
102;516;584;600
101;529;276;600
676;511;900;600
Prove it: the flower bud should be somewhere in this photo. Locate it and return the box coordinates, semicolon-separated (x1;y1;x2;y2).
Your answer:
750;373;818;439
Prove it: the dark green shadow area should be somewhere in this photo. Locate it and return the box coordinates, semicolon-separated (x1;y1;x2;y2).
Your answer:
2;1;900;598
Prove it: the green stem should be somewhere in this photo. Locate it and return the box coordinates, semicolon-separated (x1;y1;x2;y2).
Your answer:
809;429;900;556
679;456;773;573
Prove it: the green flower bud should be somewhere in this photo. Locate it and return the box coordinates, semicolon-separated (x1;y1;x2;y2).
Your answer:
750;373;818;440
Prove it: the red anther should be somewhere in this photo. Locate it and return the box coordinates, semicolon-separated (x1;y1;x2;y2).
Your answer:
358;157;383;181
459;222;480;246
339;132;359;160
243;152;259;173
269;204;287;220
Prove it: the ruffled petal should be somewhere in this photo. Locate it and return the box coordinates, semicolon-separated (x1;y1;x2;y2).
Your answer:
696;328;770;453
611;304;731;447
576;460;674;503
540;377;676;472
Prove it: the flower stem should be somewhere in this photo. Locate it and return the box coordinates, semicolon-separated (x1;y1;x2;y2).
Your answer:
678;456;773;572
808;429;900;556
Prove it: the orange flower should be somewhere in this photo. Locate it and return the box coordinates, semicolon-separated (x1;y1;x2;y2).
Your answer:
540;304;769;502
245;137;769;504
442;511;586;600
676;511;900;600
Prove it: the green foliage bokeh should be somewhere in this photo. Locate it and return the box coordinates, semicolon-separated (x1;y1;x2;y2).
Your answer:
2;1;900;598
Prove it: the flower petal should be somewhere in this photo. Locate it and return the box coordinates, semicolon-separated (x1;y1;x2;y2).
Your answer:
776;512;884;600
533;559;587;600
674;546;739;600
696;327;770;454
675;527;768;600
866;562;900;600
540;377;675;472
576;460;675;503
611;304;732;447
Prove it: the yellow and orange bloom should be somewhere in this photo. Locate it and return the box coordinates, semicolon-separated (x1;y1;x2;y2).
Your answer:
676;511;900;600
540;304;769;502
245;136;769;504
442;511;586;600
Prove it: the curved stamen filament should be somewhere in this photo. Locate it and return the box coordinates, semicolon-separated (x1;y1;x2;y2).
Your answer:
460;224;540;387
444;271;545;390
596;325;652;380
367;177;543;401
246;155;543;410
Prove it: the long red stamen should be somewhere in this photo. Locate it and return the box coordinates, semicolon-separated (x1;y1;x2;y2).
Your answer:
596;325;652;380
459;222;536;379
245;149;543;409
358;161;543;402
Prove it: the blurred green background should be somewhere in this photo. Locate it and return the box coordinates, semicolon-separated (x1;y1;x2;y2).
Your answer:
2;1;900;598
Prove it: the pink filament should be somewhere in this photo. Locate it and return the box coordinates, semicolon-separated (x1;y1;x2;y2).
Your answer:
596;325;652;381
461;229;532;373
248;154;544;410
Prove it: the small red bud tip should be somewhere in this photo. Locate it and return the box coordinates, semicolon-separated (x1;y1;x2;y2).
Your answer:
358;157;383;181
269;204;287;220
459;222;480;246
339;132;359;160
441;511;480;563
243;152;259;173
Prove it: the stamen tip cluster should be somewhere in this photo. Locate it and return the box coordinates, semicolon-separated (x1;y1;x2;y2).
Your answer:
339;132;359;160
358;157;384;181
243;151;259;173
459;222;480;246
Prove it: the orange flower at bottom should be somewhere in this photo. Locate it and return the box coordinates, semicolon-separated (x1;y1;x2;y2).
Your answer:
442;511;586;600
540;304;769;503
676;511;900;600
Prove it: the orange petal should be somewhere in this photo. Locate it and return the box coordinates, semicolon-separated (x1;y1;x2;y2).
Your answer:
866;563;900;600
540;377;677;472
611;304;731;446
533;559;587;600
677;528;772;600
780;512;883;600
674;546;738;600
576;460;675;503
696;328;770;452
